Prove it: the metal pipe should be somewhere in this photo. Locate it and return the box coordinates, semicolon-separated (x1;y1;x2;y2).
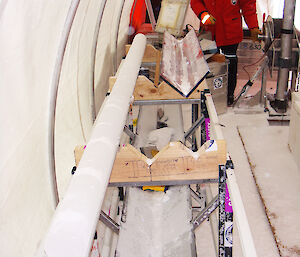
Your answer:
91;0;108;120
133;99;201;105
274;0;296;111
184;116;205;142
190;188;205;206
111;0;125;74
145;0;156;30
43;34;146;257
47;0;82;208
99;211;120;235
193;195;219;230
101;188;120;257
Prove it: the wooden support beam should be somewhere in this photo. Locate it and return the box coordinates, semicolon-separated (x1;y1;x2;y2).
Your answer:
109;75;207;101
75;140;226;185
126;44;162;87
154;50;161;87
125;44;159;63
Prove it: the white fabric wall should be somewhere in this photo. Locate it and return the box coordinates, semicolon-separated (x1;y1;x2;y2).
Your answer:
0;0;132;256
55;0;133;198
0;1;72;256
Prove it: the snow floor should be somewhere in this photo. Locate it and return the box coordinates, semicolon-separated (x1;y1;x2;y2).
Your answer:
116;187;194;257
216;107;300;257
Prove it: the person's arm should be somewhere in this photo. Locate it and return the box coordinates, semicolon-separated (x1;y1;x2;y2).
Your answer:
190;0;215;25
239;0;258;29
190;0;207;18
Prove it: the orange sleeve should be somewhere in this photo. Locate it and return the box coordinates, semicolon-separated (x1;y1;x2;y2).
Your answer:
190;0;207;18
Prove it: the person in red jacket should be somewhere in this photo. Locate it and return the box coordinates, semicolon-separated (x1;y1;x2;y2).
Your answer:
191;0;261;106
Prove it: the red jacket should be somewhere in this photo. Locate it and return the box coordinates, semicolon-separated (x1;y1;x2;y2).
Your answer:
191;0;258;46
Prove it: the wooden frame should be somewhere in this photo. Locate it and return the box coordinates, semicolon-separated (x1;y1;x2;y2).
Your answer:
125;44;161;87
109;75;207;101
112;43;208;100
75;140;226;186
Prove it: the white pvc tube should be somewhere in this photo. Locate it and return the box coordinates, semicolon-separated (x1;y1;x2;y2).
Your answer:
43;34;146;257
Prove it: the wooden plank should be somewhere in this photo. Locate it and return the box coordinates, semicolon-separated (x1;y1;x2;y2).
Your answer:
150;140;226;182
109;144;151;183
74;145;85;166
109;75;207;100
74;140;226;184
126;44;162;87
154;50;161;87
125;44;159;63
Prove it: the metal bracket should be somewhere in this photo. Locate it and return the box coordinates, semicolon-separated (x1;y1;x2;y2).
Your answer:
219;165;233;257
278;57;292;68
184;116;205;141
124;125;136;142
226;159;234;170
145;0;156;30
99;210;120;235
192;195;219;230
190;187;206;207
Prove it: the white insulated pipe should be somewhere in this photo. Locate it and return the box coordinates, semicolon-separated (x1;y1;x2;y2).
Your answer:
43;34;146;257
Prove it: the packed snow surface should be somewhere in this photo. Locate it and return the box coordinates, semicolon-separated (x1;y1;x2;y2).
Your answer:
116;186;194;257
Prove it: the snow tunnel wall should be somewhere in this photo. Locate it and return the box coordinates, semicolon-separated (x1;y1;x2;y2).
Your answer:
0;0;133;256
0;0;299;257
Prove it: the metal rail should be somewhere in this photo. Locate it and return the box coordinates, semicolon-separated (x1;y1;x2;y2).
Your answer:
111;0;125;74
99;211;120;235
133;98;201;105
91;0;108;121
47;0;82;208
204;91;257;257
193;195;219;230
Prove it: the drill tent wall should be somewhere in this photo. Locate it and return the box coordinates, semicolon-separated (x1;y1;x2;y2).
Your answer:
0;0;299;256
0;0;133;256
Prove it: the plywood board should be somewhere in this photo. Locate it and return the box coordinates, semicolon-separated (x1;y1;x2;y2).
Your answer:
125;44;160;63
150;141;226;182
126;44;161;86
74;140;226;185
109;144;151;183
